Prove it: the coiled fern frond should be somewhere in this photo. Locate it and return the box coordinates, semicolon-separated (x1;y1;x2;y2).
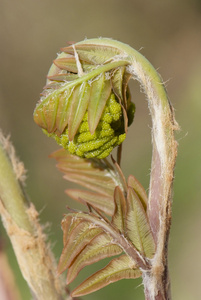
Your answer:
34;43;135;158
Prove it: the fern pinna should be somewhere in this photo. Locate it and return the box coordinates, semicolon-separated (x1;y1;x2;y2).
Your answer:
34;38;178;299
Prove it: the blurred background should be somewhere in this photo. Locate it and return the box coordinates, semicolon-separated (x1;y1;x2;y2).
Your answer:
1;0;201;299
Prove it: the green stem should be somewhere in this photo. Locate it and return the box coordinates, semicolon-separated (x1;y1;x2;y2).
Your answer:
0;140;32;232
0;133;65;300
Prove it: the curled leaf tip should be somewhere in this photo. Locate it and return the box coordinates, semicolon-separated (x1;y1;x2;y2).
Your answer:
34;40;135;158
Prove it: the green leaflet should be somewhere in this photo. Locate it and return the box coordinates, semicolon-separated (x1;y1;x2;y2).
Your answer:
55;88;74;134
111;66;125;102
34;88;71;134
53;57;95;73
127;174;148;210
71;255;142;297
67;232;123;284
61;215;74;246
112;186;127;232
61;44;123;65
88;73;111;134
34;93;59;133
122;73;132;110
61;215;82;246
112;156;128;192
67;81;91;140
58;220;103;274
126;187;155;258
47;73;79;82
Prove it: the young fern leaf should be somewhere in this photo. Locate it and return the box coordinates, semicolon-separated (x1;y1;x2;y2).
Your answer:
67;81;91;140
111;66;133;113
111;66;126;102
53;57;95;73
111;156;128;192
67;232;123;284
126;187;155;258
71;255;142;297
88;73;111;134
61;215;83;246
58;220;103;274
112;186;127;232
127;174;148;210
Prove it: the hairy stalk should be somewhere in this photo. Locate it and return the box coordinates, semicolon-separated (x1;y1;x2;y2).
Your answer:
76;38;178;299
0;132;66;300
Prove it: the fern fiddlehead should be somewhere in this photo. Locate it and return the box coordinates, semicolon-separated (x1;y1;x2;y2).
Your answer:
34;44;135;158
34;38;178;300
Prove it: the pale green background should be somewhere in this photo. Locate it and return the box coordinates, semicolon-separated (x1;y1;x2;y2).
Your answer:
1;0;201;299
